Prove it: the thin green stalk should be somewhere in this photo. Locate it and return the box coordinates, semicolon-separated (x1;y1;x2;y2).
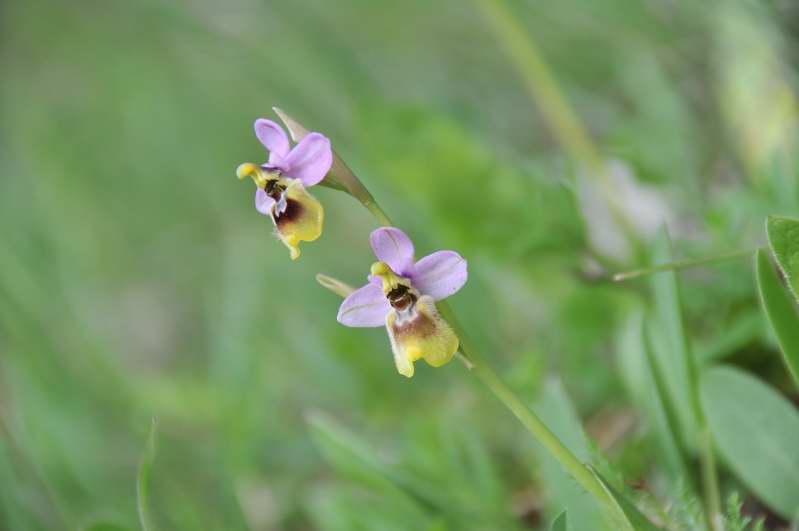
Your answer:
361;202;627;526
700;426;723;531
437;300;630;528
613;248;756;282
364;200;394;227
475;0;640;251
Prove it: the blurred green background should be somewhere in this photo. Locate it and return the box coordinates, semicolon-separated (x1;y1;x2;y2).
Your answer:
1;0;798;529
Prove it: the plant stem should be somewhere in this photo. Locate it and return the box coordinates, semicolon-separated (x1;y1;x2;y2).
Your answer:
700;426;723;531
346;179;631;527
613;248;756;282
476;0;640;253
436;301;624;522
364;200;394;227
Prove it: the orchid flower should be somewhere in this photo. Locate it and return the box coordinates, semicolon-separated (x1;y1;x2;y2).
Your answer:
237;119;333;260
337;227;468;377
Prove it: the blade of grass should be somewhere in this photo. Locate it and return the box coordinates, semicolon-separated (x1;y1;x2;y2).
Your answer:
306;410;452;523
642;324;692;483
648;228;722;530
648;228;699;445
137;418;158;531
533;379;604;531
616;310;684;480
588;467;661;531
551;511;567;531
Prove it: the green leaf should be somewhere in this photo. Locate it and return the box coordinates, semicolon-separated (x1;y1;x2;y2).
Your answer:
588;468;661;531
766;215;799;302
137;418;158;531
755;248;799;387
701;365;799;519
642;324;692;482
616;310;685;481
533;379;605;531
551;511;568;531
648;228;699;448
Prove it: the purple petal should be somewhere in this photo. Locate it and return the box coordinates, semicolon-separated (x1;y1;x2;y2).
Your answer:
255;189;275;217
284;132;332;187
337;279;391;327
370;227;415;276
264;153;288;173
254;119;290;163
410;251;467;300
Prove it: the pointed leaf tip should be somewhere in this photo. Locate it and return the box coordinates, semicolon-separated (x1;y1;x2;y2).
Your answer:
766;214;799;303
137;418;158;531
551;512;567;531
273;106;310;143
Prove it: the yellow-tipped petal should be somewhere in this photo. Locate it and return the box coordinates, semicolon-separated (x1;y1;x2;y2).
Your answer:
370;261;411;294
236;163;273;189
273;179;324;260
385;296;459;377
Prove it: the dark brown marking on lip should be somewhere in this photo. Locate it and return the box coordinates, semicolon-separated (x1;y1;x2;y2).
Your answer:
390;311;436;339
274;198;303;228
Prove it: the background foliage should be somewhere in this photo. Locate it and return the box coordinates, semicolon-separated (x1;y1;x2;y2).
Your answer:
1;0;798;529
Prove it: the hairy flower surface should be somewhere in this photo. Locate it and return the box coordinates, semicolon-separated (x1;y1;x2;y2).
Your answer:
338;227;468;377
237;119;332;259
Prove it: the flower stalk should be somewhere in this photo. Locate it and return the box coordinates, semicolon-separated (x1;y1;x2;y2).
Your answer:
273;107;393;227
278;108;630;526
436;300;626;524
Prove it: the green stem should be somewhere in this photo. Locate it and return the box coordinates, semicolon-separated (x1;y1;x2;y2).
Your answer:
613;248;756;282
359;187;627;525
700;426;723;531
436;302;617;507
364;200;394;227
476;0;641;253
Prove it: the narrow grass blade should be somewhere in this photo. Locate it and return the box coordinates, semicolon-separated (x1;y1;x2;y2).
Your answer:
648;228;699;447
137;418;158;531
305;411;448;524
766;215;799;302
533;379;605;530
642;325;691;480
616;310;685;481
588;468;661;531
755;248;799;387
701;365;799;519
551;511;567;531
